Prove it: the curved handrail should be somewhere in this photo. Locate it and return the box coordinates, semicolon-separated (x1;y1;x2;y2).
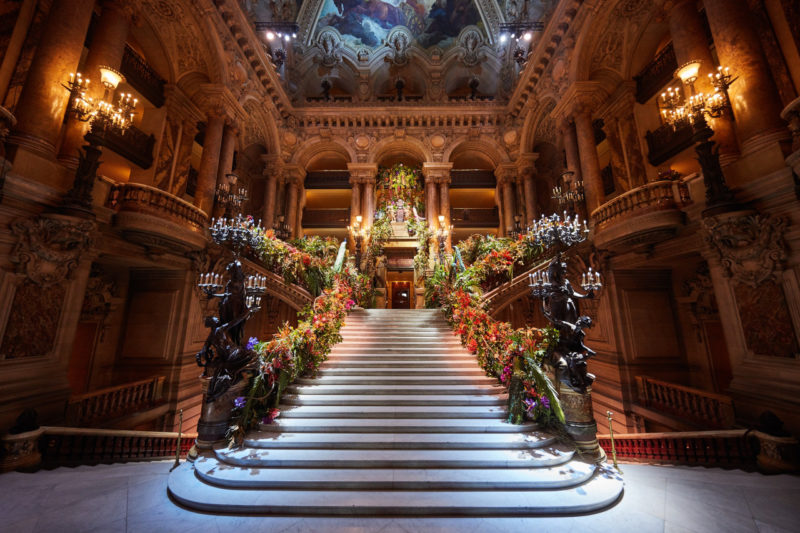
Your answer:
591;180;680;229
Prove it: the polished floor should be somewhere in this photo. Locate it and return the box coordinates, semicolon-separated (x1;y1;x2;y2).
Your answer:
0;459;798;532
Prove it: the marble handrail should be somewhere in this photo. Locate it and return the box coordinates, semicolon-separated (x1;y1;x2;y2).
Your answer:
591;180;682;229
65;376;165;426
108;182;208;230
635;375;736;429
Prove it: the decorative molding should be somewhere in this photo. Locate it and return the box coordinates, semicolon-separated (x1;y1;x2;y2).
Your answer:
702;212;787;289
10;216;96;288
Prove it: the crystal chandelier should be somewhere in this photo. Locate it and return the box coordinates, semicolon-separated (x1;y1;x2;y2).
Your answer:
552;170;585;207
660;61;737;129
215;172;249;216
63;66;137;133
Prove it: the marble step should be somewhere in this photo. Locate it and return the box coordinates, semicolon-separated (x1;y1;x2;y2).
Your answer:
279;405;506;419
333;339;463;345
317;367;486;375
321;359;478;367
216;445;573;469
286;384;507;395
169;464;624;515
194;456;593;490
281;393;507;406
326;353;475;360
242;431;550;450
295;375;498;386
330;347;467;354
258;418;535;433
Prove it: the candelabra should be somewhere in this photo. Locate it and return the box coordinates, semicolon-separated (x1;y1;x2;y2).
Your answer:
552;171;585;208
215;173;249;217
661;61;741;217
61;67;138;215
436;214;451;264
198;271;267;311
209;214;265;258
272;215;292;241
528;212;589;249
528;253;602;393
508;215;524;240
347;215;365;270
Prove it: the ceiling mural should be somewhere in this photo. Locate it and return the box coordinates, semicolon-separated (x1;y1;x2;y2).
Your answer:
316;0;482;49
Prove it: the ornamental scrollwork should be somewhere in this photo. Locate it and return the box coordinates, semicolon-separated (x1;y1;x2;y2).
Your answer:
702;213;787;289
10;216;96;288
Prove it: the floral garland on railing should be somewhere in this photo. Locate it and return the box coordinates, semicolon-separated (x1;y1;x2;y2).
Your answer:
223;229;370;445
427;232;565;427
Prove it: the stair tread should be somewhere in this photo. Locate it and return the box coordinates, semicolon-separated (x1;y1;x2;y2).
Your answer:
169;463;624;515
260;418;536;433
281;394;507;405
280;405;506;418
195;455;594;489
243;431;551;449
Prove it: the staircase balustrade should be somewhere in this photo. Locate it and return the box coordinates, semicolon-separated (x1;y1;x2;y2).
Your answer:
65;376;165;426
598;429;754;467
635;376;736;429
120;44;166;107
108;182;208;231
592;180;682;230
40;426;195;467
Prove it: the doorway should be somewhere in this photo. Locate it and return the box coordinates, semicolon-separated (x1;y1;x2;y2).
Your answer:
391;282;412;309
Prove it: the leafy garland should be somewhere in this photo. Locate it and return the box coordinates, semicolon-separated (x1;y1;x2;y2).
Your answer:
428;233;564;427
226;230;369;445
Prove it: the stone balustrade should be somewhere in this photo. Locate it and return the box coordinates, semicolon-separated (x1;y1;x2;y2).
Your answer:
107;183;209;253
635;375;736;429
39;426;196;468
591;180;686;252
65;376;166;426
633;42;678;104
598;429;753;467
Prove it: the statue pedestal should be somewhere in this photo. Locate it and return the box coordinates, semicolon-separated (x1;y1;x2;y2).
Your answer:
195;377;247;451
560;385;605;463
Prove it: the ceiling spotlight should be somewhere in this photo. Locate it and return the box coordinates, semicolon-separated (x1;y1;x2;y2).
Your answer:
284;34;290;41
292;33;297;38
523;32;533;41
266;31;275;40
500;34;507;43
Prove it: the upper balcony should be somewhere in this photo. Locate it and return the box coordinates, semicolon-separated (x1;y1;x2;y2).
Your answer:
592;180;688;253
107;183;208;254
120;45;166;108
645;120;695;167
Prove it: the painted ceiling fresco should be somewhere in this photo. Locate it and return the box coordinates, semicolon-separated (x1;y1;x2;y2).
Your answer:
316;0;482;49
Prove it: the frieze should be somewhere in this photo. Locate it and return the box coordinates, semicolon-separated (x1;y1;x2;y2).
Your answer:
702;213;787;289
10;216;96;288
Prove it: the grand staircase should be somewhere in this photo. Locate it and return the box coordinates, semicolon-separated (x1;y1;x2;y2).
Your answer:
169;309;623;515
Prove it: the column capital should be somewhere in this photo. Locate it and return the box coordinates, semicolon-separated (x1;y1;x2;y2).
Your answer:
552;82;606;120
196;84;244;123
421;161;453;183
517;153;539;178
494;163;517;185
347;162;378;183
164;85;204;125
261;154;283;178
282;164;306;185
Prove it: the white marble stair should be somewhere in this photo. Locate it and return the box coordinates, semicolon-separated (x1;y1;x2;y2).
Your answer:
169;308;624;515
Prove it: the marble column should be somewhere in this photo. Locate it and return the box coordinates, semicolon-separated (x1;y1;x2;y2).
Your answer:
518;155;538;225
573;108;604;214
212;123;237;217
495;164;517;235
350;180;362;225
261;155;281;228
193;111;226;215
362;179;375;229
669;0;738;160
559;118;583;185
703;0;788;153
439;177;451;249
58;1;133;168
425;178;438;229
514;177;527;225
0;0;37;102
9;0;95;158
285;179;299;237
422;162;452;230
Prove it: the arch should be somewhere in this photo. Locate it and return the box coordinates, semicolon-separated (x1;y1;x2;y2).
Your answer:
369;137;431;165
443;138;508;166
291;138;354;168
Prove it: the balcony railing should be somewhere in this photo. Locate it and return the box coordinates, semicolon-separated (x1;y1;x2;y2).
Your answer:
103;124;155;169
635;376;736;429
40;427;195;467
634;42;677;104
108;182;208;231
592;180;681;229
302;208;350;228
645;120;695;166
65;376;166;426
598;430;754;467
451;207;499;228
120;44;166;107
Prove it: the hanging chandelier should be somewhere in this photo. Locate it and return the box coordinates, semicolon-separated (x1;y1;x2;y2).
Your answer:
63;66;137;134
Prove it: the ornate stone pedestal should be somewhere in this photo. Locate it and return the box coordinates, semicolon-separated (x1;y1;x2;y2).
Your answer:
560;386;605;462
194;378;247;451
0;428;44;472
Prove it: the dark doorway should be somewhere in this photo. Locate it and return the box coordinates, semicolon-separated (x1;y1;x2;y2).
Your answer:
391;282;411;309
